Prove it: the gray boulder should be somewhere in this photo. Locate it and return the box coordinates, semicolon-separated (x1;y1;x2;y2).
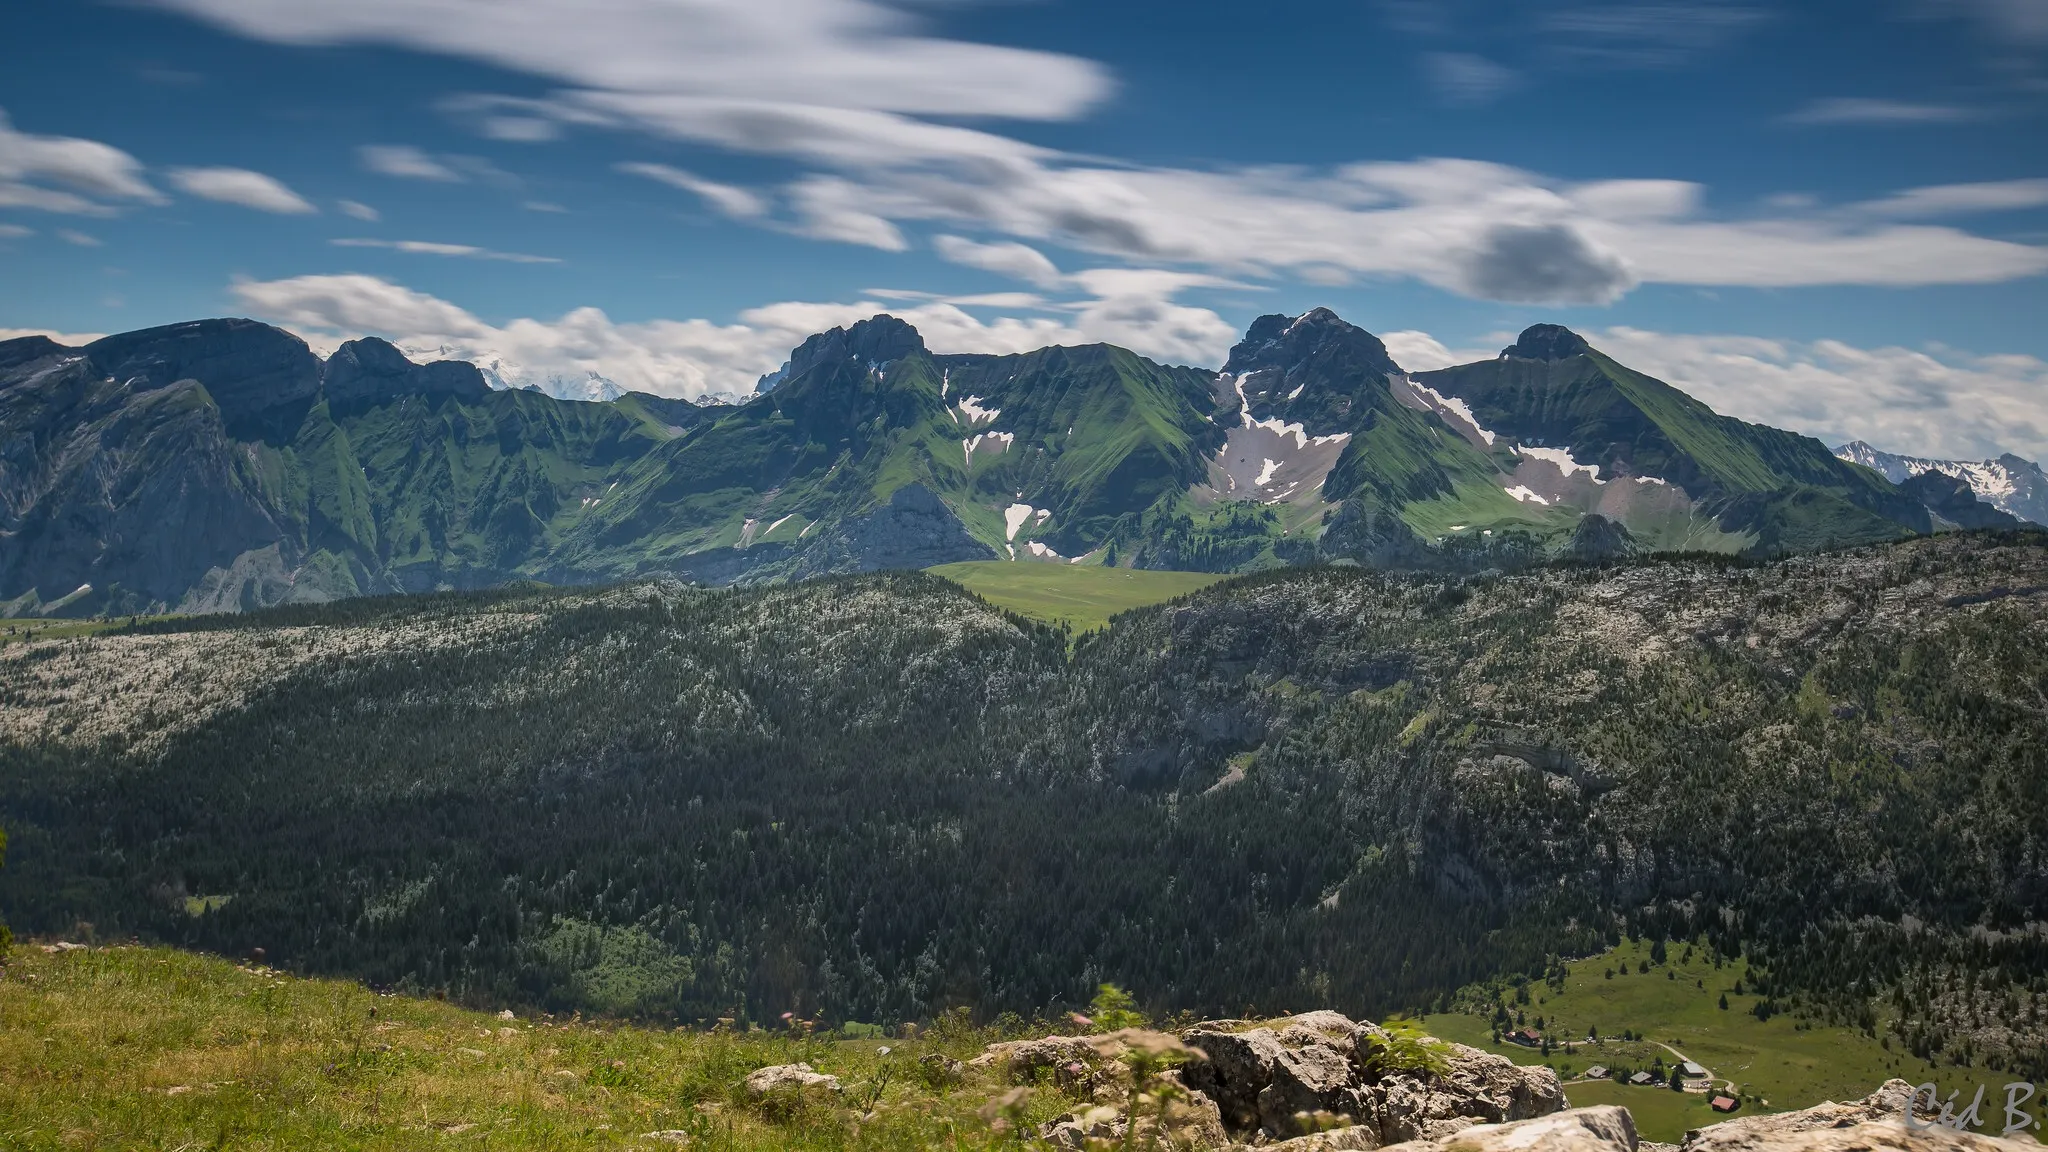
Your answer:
741;1062;840;1098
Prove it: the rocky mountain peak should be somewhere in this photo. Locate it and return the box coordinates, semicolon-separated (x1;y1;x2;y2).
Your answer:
784;314;927;381
323;337;489;407
0;334;74;373
1223;308;1402;379
1502;324;1593;361
82;318;322;441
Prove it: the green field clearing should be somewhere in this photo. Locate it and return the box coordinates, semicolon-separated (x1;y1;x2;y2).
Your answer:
928;562;1229;632
1423;939;2034;1143
0;616;172;646
0;944;1068;1151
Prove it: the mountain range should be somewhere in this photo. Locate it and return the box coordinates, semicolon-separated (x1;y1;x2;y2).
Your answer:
0;309;2031;617
1832;439;2048;529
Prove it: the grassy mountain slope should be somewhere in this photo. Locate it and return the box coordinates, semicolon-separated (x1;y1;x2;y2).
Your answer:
928;560;1228;632
3;533;2043;1079
1413;328;1925;552
937;343;1223;554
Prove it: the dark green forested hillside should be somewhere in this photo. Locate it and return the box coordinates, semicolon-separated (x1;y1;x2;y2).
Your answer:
2;532;2043;1075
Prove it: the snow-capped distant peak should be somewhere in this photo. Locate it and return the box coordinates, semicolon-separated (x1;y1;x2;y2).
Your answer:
1833;440;2047;526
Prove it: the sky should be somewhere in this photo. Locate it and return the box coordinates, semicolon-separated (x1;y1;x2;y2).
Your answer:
2;0;2045;460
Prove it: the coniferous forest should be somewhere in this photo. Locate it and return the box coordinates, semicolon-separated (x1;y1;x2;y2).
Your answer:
1;531;2044;1076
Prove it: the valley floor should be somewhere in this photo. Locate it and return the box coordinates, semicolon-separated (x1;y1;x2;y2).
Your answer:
1422;939;2016;1143
925;561;1228;632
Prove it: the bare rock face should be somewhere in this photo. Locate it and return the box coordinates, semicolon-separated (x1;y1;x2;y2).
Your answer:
741;1062;840;1098
1442;1105;1638;1152
1683;1121;2034;1152
1180;1013;1563;1144
970;1034;1109;1096
1680;1081;1931;1152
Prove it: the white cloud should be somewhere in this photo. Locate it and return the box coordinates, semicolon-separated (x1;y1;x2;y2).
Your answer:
1538;3;1770;67
933;235;1064;288
1784;97;1985;125
1425;52;1518;106
230;270;1238;398
57;229;102;247
167;166;317;213
358;144;462;182
1851;178;2048;218
786;176;910;250
0;326;107;346
337;198;380;221
1945;0;2048;44
0;109;162;214
1582;327;2048;462
137;3;2048;306
1380;330;1502;372
148;0;1110;120
779;154;2048;303
331;237;562;263
616;162;767;218
0;223;31;239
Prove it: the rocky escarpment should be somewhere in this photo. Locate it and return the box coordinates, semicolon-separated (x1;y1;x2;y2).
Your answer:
975;1012;1560;1148
322;336;489;408
965;1015;2021;1152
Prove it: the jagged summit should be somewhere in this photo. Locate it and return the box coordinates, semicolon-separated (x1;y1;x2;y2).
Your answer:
1501;324;1593;361
1223;307;1403;379
0;334;73;372
322;337;488;407
83;318;322;441
784;314;927;381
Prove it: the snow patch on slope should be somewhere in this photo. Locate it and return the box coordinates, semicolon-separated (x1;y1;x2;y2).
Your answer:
1516;445;1604;482
1234;373;1347;450
956;396;1000;425
1405;379;1497;446
1005;503;1044;541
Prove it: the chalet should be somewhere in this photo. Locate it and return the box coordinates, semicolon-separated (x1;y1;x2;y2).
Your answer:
1584;1066;1609;1080
1711;1096;1740;1113
1681;1062;1709;1079
1628;1072;1655;1086
1505;1029;1542;1047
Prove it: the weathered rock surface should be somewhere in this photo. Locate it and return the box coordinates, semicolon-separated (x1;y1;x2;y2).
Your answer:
1687;1121;2034;1152
322;337;489;407
1680;1081;1927;1152
741;1062;840;1097
1441;1105;1639;1152
989;1020;2017;1152
1180;1013;1561;1142
1247;1079;2033;1152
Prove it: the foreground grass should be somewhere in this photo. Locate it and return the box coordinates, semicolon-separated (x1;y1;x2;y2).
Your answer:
0;944;1067;1151
927;562;1227;632
1423;939;2021;1143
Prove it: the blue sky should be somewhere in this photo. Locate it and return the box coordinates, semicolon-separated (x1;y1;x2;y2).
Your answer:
2;0;2045;459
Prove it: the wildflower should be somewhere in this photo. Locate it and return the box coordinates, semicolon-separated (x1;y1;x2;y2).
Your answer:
1069;1012;1094;1029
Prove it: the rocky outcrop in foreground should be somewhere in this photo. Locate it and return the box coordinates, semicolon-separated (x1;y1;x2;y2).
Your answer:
966;1014;2032;1152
